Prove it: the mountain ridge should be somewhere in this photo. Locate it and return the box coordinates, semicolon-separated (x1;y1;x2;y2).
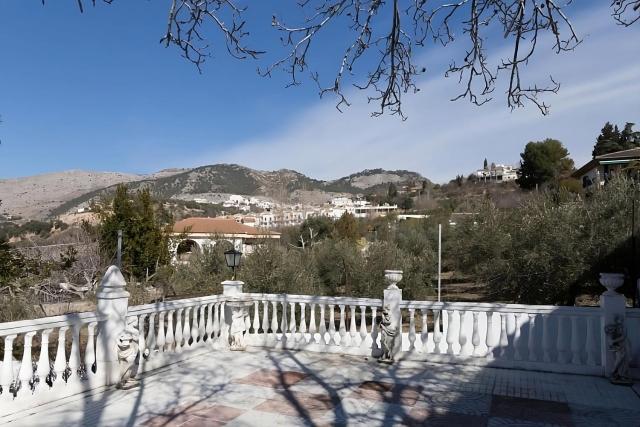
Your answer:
1;164;430;220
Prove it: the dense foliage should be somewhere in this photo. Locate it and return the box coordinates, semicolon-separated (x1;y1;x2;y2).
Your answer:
454;177;639;304
593;122;640;157
98;185;172;280
517;139;575;190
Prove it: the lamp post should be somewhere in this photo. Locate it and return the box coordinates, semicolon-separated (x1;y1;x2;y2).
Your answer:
224;249;243;280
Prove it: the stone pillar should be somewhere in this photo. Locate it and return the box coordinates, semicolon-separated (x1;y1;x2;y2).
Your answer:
223;280;244;297
95;266;130;386
383;270;403;358
599;273;626;377
222;280;245;347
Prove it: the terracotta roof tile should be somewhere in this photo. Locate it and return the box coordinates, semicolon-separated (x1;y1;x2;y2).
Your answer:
173;217;279;236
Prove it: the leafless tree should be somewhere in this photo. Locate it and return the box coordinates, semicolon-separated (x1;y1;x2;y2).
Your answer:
53;1;640;117
611;0;640;26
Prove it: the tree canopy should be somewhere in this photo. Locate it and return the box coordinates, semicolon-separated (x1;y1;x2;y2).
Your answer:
517;139;574;190
593;122;640;157
98;185;171;279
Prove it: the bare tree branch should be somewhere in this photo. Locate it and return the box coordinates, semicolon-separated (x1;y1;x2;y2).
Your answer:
611;0;640;26
38;1;636;118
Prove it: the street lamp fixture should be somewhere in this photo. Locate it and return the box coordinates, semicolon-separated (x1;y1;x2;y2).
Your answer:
224;249;243;280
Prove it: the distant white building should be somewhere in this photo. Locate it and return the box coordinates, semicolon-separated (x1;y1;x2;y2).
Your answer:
171;217;280;262
331;197;352;207
475;163;519;182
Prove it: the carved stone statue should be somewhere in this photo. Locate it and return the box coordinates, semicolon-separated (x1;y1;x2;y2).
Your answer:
116;317;141;389
604;315;632;385
378;306;397;364
229;305;249;351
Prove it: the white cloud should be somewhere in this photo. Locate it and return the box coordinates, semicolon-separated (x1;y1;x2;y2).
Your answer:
206;4;640;183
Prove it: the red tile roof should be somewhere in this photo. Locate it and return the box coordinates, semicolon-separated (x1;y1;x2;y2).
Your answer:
173;217;279;236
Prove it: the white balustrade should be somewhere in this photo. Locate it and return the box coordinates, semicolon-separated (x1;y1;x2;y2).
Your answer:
0;278;613;416
471;312;482;357
338;305;347;346
407;309;416;352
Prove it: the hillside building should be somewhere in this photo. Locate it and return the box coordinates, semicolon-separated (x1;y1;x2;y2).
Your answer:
170;217;280;262
572;147;640;191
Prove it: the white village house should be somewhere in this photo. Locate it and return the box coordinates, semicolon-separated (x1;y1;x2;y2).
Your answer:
170;217;280;262
572;147;640;191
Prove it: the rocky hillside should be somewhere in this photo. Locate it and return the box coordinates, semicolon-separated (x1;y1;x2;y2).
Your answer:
0;170;142;220
2;165;430;219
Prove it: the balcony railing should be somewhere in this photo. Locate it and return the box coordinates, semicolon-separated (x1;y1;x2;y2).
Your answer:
1;267;637;419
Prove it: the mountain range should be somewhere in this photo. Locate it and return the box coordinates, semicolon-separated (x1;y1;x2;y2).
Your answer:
0;164;429;220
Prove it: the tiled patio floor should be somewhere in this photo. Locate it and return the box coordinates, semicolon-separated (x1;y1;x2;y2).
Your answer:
3;349;640;426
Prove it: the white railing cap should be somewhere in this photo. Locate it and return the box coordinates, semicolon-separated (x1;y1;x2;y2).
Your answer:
243;292;383;307
127;294;225;315
0;311;103;337
400;300;601;316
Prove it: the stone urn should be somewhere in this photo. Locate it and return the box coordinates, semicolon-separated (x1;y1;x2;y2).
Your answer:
384;270;403;289
600;273;625;296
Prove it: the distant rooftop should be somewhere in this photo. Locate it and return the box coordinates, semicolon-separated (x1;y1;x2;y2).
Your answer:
173;217;280;236
595;147;640;160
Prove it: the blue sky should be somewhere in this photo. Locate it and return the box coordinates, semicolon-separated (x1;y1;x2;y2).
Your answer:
0;1;638;183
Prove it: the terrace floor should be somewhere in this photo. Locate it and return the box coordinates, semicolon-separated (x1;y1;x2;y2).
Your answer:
3;349;640;427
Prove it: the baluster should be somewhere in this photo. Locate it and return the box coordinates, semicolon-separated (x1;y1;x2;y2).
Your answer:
261;301;269;334
271;301;279;337
458;310;467;356
147;312;157;352
137;314;147;359
556;316;566;363
19;331;37;392
542;314;551;363
485;311;495;359
299;303;307;344
36;329;53;386
205;304;214;339
445;310;456;355
407;309;416;351
68;324;81;378
570;316;581;365
433;310;442;354
175;308;184;351
338;305;347;346
280;302;288;340
349;305;359;347
513;313;523;361
190;307;199;345
245;307;252;334
328;305;337;345
182;307;192;347
289;303;297;343
585;316;597;366
198;305;206;342
157;311;166;351
309;304;317;343
165;310;175;351
219;302;227;343
319;305;327;345
53;327;68;383
472;312;482;357
498;313;508;359
84;323;96;375
252;301;260;334
360;306;368;348
1;335;17;397
371;307;379;351
420;309;429;353
212;304;220;339
528;314;537;362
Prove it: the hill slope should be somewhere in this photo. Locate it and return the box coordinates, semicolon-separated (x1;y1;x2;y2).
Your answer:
2;165;430;219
